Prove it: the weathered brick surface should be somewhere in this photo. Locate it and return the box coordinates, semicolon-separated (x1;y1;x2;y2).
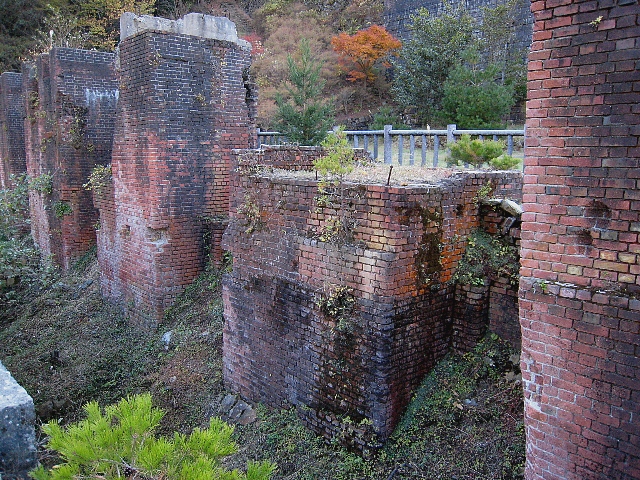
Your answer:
223;147;522;446
0;72;26;189
521;0;640;478
97;18;256;325
484;204;522;350
22;48;117;269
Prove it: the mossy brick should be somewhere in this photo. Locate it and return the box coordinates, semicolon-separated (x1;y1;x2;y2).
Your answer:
0;73;26;189
96;13;256;325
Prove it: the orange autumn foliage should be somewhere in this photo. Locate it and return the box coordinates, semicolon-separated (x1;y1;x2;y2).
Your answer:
331;25;401;89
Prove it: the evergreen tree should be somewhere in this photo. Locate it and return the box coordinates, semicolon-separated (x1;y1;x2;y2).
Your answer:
391;4;474;125
274;38;334;146
438;49;515;129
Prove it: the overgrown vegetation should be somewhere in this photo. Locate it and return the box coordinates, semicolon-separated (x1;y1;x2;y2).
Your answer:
313;127;358;243
0;249;524;479
0;174;55;306
31;393;275;480
453;229;520;287
83;164;113;195
232;334;524;479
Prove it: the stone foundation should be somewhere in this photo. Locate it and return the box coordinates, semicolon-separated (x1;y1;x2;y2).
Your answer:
0;362;36;478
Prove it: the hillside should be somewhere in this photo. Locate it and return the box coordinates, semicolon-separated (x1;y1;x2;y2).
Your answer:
0;251;524;479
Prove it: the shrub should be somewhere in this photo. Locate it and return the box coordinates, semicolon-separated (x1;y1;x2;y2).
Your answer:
313;128;358;243
0;174;54;302
447;134;505;168
489;154;520;170
452;229;519;287
30;393;276;480
438;55;515;129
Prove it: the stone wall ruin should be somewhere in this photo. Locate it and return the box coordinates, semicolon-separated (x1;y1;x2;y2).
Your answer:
0;72;26;189
0;1;636;475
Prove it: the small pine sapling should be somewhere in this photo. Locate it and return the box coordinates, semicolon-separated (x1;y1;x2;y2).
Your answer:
447;134;505;168
30;393;276;480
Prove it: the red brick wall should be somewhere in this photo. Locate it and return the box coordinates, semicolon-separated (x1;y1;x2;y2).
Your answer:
484;204;522;350
97;29;255;325
521;0;639;477
0;72;26;189
223;147;523;446
22;49;117;269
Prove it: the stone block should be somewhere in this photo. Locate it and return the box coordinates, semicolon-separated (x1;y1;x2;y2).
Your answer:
0;362;36;477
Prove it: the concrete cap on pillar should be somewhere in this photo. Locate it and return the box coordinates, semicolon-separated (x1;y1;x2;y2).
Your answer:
120;12;251;50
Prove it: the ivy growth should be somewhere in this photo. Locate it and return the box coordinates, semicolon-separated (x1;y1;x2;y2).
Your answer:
237;193;264;234
53;201;73;219
316;285;356;333
83;164;112;195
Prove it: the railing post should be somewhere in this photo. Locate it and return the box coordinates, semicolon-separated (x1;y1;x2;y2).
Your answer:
257;127;261;146
384;124;392;164
447;124;456;145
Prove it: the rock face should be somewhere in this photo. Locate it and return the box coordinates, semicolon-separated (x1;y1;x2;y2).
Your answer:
0;362;36;477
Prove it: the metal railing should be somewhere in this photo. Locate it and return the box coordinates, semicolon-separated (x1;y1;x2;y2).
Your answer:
257;125;525;167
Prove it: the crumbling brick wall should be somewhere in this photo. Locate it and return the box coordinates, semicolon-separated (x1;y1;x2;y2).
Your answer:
22;48;117;269
520;0;639;478
96;13;256;325
0;72;26;189
223;147;522;446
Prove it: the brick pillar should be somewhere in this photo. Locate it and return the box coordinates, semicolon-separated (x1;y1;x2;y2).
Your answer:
22;49;117;269
520;0;639;478
98;13;256;325
0;72;26;189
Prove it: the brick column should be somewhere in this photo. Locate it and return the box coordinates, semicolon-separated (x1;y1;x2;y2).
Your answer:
520;0;639;478
0;72;26;189
98;13;256;325
22;49;117;269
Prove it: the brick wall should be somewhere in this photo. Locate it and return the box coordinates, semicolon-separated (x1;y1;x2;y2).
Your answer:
223;147;522;446
22;49;117;269
0;72;26;189
521;0;639;478
97;15;256;325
